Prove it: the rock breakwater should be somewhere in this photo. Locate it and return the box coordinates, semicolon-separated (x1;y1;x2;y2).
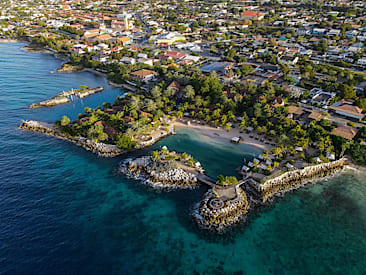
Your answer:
249;158;348;203
19;120;123;157
194;185;250;232
29;86;104;108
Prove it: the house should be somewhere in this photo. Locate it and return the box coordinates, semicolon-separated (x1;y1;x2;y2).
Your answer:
200;62;233;74
130;69;158;83
279;55;299;65
242;10;264;20
288;106;304;119
111;20;126;31
120;57;136;65
154;32;186;46
163;51;185;59
92;53;109;63
331;125;359;140
83;29;101;40
137;58;154;66
241;75;267;87
95;34;113;42
329;100;365;120
118;36;132;46
167;81;181;92
309;88;336;107
308;111;327;121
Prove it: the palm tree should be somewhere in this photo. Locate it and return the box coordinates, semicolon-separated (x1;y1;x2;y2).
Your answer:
262;150;270;161
271;147;283;158
224;123;232;132
152;151;160;161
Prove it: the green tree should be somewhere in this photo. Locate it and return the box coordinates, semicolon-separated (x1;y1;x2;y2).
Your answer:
116;133;137;150
61;115;70;126
183;85;195;99
87;125;108;142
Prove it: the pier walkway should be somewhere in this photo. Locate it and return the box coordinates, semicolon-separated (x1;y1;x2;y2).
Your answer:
196;174;216;187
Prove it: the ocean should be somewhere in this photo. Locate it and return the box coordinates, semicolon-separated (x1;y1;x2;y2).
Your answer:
0;42;365;274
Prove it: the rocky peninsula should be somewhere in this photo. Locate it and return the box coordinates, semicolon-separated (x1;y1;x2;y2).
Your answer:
120;147;204;189
192;157;349;232
29;86;103;108
19;120;123;157
57;63;83;73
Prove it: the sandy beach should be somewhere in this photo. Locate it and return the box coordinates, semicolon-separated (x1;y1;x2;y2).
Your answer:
173;119;273;151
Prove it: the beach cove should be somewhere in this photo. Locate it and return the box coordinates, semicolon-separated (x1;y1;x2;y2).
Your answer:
1;42;366;274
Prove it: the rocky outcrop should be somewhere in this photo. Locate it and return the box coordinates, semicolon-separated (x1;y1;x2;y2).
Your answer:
120;156;200;189
19;120;123;157
250;158;348;203
193;185;250;232
29;86;104;108
57;64;83;73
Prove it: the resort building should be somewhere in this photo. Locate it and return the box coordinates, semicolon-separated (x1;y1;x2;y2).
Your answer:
130;69;158;83
308;110;328;121
331;125;359;140
329;100;365;120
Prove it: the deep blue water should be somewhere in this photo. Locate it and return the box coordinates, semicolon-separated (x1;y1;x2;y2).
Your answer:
1;42;366;274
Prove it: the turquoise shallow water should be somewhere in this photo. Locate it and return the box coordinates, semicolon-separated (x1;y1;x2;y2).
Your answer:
1;42;366;274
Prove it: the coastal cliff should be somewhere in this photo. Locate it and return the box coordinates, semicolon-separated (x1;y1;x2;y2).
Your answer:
29;86;104;108
19;120;123;157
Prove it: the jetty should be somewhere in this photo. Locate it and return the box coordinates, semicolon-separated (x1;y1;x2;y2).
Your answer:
29;86;104;108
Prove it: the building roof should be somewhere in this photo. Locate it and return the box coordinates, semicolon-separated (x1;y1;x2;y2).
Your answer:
200;62;232;73
130;69;157;77
167;81;181;91
242;10;263;18
96;34;112;41
331;125;359;140
330;103;364;118
118;36;131;42
288;106;304;115
308;111;326;121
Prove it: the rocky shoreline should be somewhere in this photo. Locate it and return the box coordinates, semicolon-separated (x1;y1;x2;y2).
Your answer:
120;157;200;189
192;158;349;232
248;158;348;203
29;86;104;108
57;63;83;73
193;185;250;232
119;149;204;189
19;120;123;157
